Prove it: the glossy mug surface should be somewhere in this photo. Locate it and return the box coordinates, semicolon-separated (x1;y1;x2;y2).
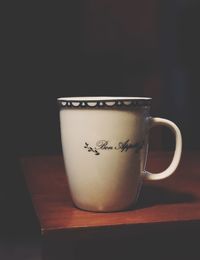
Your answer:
57;97;182;212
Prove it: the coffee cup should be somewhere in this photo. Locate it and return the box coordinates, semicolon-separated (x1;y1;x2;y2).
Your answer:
57;97;182;212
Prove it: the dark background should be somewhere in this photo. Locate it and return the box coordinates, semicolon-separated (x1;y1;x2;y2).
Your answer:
1;0;200;255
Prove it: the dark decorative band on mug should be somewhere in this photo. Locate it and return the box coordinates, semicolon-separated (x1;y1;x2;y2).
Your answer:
58;99;151;109
84;140;144;156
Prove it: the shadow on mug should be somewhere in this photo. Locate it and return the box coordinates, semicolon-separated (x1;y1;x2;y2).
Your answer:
135;185;197;209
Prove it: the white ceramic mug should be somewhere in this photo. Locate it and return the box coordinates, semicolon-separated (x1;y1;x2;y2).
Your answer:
57;97;182;212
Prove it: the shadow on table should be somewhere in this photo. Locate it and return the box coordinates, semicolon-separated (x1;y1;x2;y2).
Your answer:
135;184;197;209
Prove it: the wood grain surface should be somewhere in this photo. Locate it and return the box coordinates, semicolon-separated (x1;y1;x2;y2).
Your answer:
21;151;200;239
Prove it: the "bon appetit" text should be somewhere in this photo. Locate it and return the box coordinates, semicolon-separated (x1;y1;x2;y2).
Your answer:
84;140;144;155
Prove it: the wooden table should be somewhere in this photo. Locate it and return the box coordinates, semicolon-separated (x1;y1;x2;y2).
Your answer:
21;152;200;260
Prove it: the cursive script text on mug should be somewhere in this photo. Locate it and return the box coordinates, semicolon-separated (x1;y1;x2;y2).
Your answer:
84;140;144;156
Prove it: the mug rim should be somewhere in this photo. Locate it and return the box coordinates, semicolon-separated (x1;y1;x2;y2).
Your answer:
57;96;152;101
57;96;152;108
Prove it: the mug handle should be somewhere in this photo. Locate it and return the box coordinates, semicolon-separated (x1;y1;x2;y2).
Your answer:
144;117;182;180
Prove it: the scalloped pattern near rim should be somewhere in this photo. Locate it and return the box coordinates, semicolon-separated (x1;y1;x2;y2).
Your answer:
57;97;152;109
